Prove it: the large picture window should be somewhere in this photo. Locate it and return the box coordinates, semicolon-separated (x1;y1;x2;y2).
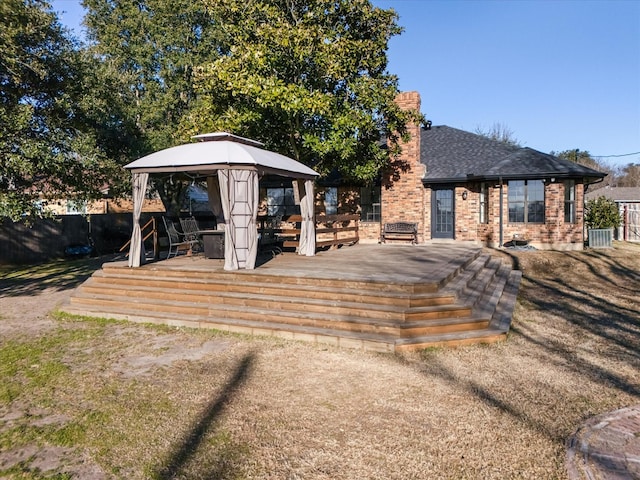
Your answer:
564;180;576;223
508;180;544;223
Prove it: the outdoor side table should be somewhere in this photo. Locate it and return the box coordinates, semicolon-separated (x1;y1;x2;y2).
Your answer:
200;230;225;259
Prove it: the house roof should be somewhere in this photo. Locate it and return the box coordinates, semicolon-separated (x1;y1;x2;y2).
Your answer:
585;187;640;202
420;125;606;184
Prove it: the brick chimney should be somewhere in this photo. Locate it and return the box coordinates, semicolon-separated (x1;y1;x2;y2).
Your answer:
381;91;425;241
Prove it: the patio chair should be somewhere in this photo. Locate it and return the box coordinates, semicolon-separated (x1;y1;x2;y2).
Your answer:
179;216;203;251
162;216;197;258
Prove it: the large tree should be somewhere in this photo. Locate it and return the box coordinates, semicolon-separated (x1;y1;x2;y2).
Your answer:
554;149;612;189
616;163;640;187
0;0;122;222
185;0;423;183
83;0;224;214
474;122;521;147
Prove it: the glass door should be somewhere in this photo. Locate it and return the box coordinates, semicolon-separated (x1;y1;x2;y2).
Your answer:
432;188;455;239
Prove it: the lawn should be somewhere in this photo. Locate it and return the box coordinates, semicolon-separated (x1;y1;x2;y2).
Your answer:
0;243;638;479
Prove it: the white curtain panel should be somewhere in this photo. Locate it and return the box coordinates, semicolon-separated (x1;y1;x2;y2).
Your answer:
218;170;238;270
218;169;259;270
206;175;225;227
297;178;316;256
127;172;149;267
245;170;259;269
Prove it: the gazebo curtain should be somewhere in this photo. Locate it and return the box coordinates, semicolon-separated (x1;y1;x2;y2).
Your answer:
127;172;149;267
218;169;259;270
206;175;225;228
297;179;316;256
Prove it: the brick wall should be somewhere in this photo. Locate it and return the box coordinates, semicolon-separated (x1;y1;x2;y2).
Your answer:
381;91;426;242
470;182;585;250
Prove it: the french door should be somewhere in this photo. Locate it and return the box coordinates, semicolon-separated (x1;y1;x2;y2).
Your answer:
432;188;455;239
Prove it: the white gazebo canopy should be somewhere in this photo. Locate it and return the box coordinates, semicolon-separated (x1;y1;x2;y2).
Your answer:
124;132;319;270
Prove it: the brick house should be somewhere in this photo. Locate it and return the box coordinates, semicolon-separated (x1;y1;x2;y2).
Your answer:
356;91;607;250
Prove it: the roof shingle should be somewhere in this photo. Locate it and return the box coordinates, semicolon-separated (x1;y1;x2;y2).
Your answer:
420;125;606;183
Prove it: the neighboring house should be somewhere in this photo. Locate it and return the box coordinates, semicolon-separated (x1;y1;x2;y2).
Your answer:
585;186;640;242
354;91;607;250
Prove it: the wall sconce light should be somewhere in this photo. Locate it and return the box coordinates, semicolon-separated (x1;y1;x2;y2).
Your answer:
462;191;468;200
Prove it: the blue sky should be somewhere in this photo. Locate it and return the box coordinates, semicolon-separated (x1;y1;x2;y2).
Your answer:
52;0;639;167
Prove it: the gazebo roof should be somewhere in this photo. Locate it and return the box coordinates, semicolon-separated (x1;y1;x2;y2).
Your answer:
124;132;319;179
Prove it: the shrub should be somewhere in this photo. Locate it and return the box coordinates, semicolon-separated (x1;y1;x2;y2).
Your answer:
584;196;621;229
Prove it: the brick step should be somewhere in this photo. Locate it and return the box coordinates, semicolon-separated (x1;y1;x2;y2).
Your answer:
87;272;457;308
78;281;462;321
67;293;490;337
100;264;442;294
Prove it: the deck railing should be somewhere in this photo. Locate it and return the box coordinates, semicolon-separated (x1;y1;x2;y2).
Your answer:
262;214;359;251
119;217;160;259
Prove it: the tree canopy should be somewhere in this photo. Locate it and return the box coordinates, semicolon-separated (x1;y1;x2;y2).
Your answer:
184;0;423;183
0;0;123;221
3;0;422;220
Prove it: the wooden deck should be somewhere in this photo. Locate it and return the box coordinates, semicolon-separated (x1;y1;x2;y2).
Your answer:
62;244;521;352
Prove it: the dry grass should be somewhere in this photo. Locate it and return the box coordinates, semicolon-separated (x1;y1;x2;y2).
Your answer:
0;243;638;479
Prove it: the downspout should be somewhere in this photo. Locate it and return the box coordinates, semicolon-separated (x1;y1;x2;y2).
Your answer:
499;177;504;248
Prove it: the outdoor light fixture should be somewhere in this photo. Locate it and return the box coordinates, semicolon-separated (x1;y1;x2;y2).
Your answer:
462;191;468;200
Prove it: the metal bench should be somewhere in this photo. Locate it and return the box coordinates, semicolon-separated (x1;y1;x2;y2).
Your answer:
380;222;418;244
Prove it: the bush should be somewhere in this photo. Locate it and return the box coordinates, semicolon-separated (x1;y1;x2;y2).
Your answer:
584;196;621;229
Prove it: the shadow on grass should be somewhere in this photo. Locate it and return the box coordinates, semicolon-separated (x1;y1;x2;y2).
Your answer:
155;353;255;480
0;255;122;297
409;246;640;443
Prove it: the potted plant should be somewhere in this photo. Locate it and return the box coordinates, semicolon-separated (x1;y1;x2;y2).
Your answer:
584;196;622;248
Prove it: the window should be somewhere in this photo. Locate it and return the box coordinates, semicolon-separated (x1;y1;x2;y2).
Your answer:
266;187;298;216
564;180;576;223
508;180;544;223
66;200;87;215
323;187;338;215
479;182;488;223
360;185;381;222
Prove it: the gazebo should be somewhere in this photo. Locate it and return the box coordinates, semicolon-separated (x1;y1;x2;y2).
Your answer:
124;133;319;270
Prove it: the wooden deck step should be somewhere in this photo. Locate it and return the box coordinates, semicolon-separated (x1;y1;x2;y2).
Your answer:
62;300;493;352
86;271;457;308
78;281;462;321
60;245;521;352
67;290;489;337
99;264;442;294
